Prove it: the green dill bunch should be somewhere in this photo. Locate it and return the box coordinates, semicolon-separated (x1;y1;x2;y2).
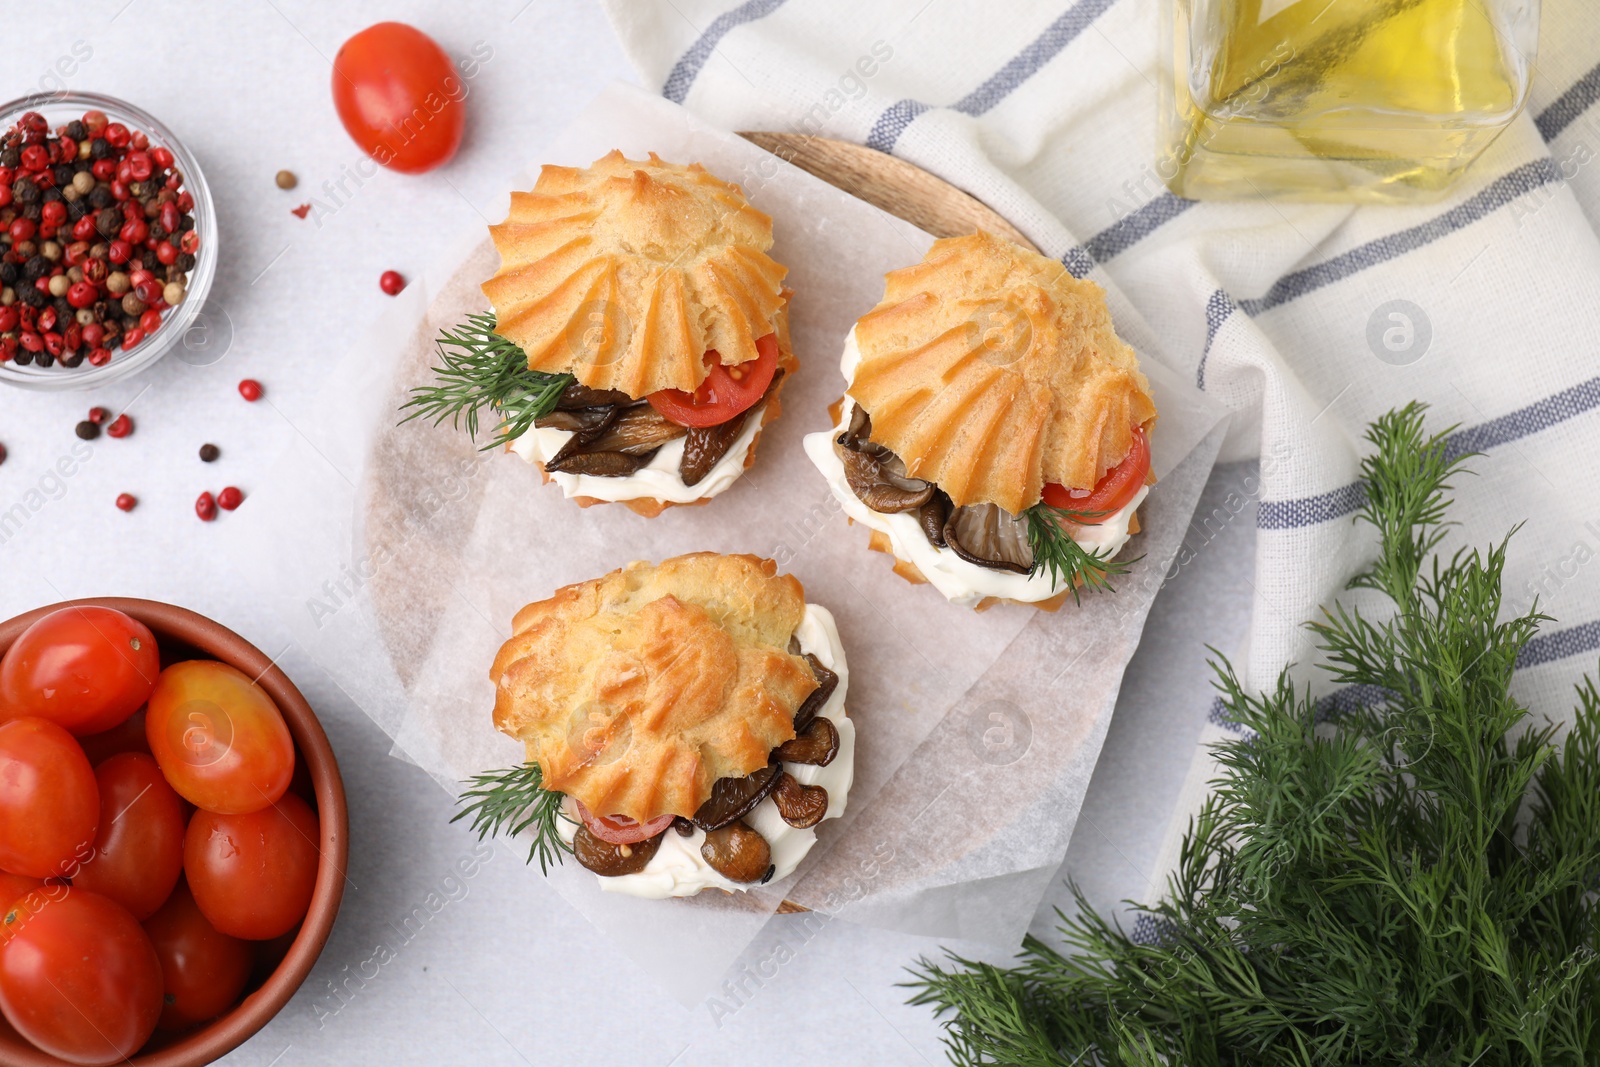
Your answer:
907;403;1600;1066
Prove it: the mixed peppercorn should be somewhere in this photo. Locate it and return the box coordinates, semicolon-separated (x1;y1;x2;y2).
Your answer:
0;108;199;370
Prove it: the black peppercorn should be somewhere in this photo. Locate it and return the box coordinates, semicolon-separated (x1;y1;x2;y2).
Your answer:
0;147;18;168
0;262;14;285
59;350;83;368
19;286;45;309
52;165;73;187
88;187;112;210
13;178;39;204
89;138;112;160
34;352;53;368
97;209;120;238
74;420;100;440
178;216;194;232
23;256;47;280
176;252;195;272
21;203;40;222
63;120;85;141
148;221;166;241
199;443;220;463
12;350;32;366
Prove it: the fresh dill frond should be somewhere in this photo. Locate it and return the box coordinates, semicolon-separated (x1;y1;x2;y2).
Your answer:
452;762;572;875
1024;503;1137;603
399;312;573;450
907;401;1600;1065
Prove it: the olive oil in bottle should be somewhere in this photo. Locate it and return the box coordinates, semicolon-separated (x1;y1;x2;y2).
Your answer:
1163;0;1539;202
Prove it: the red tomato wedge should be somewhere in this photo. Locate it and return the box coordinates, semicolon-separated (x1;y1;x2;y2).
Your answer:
573;799;675;845
1041;426;1151;523
646;334;779;428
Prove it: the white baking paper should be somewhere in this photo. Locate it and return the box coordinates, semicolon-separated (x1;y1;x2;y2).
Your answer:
229;82;1229;1004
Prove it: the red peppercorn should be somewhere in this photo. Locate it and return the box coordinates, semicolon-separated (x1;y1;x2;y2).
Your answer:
151;146;174;169
40;201;65;227
87;347;112;366
9;218;36;242
81;323;103;348
19;145;49;172
0;185;11;209
88;406;110;424
379;270;405;296
155;241;177;266
19;332;42;353
104;123;130;148
56;137;76;162
217;486;244;511
120;219;148;245
108;240;131;264
0;307;16;332
21;111;45;133
139;309;162;334
67;281;98;309
237;379;263;402
131;130;148;151
125;151;152;181
43;333;63;357
110;179;129;202
106;414;133;438
121;327;144;350
177;191;194;213
195;491;217;521
115;493;137;512
90;158;115;181
135;279;163;305
159;201;178;233
0;337;15;361
37;308;57;333
179;230;199;254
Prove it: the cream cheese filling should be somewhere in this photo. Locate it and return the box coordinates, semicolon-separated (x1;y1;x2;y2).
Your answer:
558;604;853;899
509;403;766;505
801;329;1145;607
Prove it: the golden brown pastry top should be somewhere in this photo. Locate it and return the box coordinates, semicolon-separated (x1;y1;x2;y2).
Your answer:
482;151;789;398
491;553;817;823
848;232;1156;515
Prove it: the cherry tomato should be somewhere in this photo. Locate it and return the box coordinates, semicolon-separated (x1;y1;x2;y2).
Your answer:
146;660;294;815
185;793;319;940
77;707;151;766
73;754;185;920
573;799;675;845
0;718;98;878
1041;426;1152;523
0;890;163;1065
143;881;252;1031
331;22;465;174
0;874;42;922
0;606;159;735
646;333;779;428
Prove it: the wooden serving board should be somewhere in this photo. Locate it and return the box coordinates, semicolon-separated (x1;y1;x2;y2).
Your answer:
739;132;1040;252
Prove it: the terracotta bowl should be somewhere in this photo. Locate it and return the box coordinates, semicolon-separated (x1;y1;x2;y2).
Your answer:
0;598;348;1066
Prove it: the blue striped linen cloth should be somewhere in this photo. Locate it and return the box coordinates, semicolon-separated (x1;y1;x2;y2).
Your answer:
601;0;1600;919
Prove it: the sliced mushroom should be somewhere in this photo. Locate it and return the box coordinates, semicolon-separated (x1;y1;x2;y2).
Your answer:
545;449;649;477
679;407;751;487
535;405;620;438
691;761;782;831
771;772;828;828
573;824;663;877
555;382;634;410
918;489;952;548
776;716;840;766
793;654;838;732
943;503;1034;573
700;820;772;883
836;403;873;451
836;444;934;513
577;405;687;456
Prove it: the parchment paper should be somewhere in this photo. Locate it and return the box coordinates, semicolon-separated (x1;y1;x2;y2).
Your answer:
230;83;1229;1003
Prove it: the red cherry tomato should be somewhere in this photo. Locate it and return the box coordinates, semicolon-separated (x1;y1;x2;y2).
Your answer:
0;606;159;735
331;22;465;174
646;334;779;428
185;794;319;940
73;754;186;920
0;718;99;878
1041;426;1152;523
0;890;163;1065
572;799;675;845
0;874;42;921
143;881;252;1031
77;707;151;766
145;660;294;815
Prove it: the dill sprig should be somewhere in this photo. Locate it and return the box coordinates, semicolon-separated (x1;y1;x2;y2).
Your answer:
452;762;572;875
399;313;573;450
1025;503;1137;602
907;402;1600;1064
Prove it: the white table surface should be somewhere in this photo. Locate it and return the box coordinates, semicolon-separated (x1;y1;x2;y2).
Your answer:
0;4;1257;1063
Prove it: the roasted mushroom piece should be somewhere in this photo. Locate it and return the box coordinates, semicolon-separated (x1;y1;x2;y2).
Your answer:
771;772;828;828
700;820;772;883
545;406;688;475
792;654;838;732
918;489;952;548
554;382;634;410
776;716;840;766
572;824;664;877
544;449;649;477
691;761;782;831
834;405;935;513
535;405;621;439
943;503;1034;573
680;407;751;487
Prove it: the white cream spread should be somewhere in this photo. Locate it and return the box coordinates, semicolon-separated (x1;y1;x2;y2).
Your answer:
802;329;1146;608
509;403;766;505
558;604;853;899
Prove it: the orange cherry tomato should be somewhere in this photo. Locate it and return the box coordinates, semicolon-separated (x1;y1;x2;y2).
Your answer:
143;881;253;1031
73;754;186;920
185;794;319;941
331;22;465;174
0;718;98;878
0;890;163;1065
1041;426;1151;523
0;606;159;735
145;660;294;815
646;334;779;428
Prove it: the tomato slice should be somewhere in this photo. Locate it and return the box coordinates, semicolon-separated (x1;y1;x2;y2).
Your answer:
646;334;779;428
573;799;675;845
1041;426;1151;523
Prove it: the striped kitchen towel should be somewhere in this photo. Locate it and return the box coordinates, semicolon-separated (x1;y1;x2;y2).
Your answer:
600;0;1600;899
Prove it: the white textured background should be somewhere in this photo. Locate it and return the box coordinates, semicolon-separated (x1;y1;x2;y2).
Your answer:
0;3;1256;1063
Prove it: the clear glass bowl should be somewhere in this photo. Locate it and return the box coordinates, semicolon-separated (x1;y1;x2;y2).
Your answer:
0;91;217;391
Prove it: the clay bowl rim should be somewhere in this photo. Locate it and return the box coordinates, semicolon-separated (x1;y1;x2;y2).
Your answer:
0;598;348;1067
